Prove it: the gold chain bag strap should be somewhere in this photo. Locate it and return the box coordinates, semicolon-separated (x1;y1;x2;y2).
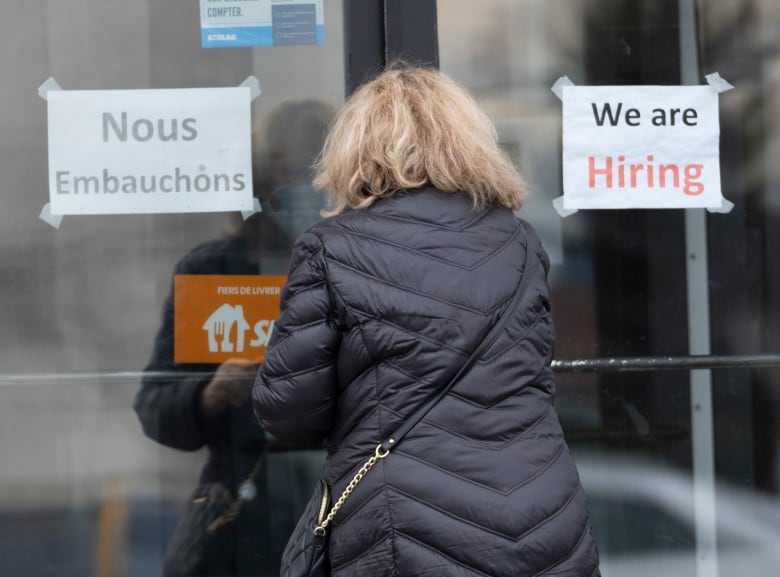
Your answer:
281;228;540;577
313;443;390;535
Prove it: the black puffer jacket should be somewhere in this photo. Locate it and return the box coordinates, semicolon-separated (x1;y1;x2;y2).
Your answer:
253;187;600;577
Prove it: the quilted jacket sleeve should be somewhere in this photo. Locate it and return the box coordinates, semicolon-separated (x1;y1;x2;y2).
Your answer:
253;230;341;443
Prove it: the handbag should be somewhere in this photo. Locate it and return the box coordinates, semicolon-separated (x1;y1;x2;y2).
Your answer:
162;447;269;577
280;229;541;577
278;478;331;577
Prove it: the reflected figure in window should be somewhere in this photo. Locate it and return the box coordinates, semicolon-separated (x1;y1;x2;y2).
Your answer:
134;99;336;577
253;66;601;577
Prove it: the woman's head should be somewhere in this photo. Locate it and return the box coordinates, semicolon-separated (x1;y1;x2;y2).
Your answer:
314;64;526;214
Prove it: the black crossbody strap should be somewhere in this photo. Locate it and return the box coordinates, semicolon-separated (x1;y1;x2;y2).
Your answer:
379;226;542;453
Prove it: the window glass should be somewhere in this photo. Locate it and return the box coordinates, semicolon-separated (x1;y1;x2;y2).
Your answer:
0;1;344;574
438;1;780;576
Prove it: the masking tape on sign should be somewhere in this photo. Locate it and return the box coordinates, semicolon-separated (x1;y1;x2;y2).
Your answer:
240;75;262;101
706;196;734;214
241;198;263;220
37;76;62;101
39;203;64;229
39;77;65;228
552;196;578;218
238;76;262;219
550;75;574;101
705;72;734;94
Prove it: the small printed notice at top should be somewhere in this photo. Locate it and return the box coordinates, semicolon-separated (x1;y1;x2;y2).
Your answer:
562;85;723;210
200;0;324;48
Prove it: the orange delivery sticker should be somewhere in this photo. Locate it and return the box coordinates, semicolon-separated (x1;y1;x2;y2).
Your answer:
174;275;287;364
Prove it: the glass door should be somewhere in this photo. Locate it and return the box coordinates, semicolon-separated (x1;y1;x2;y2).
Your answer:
437;1;780;577
0;2;380;575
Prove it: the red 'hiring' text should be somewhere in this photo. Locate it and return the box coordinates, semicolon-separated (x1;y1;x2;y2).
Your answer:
589;155;704;196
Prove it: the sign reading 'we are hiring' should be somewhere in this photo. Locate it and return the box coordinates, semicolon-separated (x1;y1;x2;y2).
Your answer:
561;84;726;210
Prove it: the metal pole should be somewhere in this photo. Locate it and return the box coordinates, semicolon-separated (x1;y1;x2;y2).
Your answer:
553;354;780;372
679;1;719;576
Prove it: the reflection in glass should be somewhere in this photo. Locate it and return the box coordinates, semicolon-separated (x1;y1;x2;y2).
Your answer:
0;1;345;574
134;100;335;576
438;1;780;576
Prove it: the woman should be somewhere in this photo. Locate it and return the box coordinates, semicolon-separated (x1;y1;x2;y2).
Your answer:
134;99;334;576
253;66;600;577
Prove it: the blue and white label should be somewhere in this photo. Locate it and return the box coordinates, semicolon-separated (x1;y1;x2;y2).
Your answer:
200;0;324;48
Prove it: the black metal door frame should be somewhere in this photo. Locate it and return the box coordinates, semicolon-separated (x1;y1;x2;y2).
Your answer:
344;0;439;95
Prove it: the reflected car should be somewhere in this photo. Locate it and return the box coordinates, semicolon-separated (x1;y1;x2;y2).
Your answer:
575;453;780;577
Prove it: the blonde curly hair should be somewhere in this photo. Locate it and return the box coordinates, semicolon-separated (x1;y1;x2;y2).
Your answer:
314;64;526;215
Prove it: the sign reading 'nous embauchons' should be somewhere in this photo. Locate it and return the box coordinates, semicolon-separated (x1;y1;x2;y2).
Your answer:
562;85;723;210
47;87;254;215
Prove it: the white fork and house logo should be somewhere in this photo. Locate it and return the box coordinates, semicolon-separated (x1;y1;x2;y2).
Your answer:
202;304;274;353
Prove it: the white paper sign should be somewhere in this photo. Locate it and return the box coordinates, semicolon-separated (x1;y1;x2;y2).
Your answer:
562;85;722;210
47;88;253;215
